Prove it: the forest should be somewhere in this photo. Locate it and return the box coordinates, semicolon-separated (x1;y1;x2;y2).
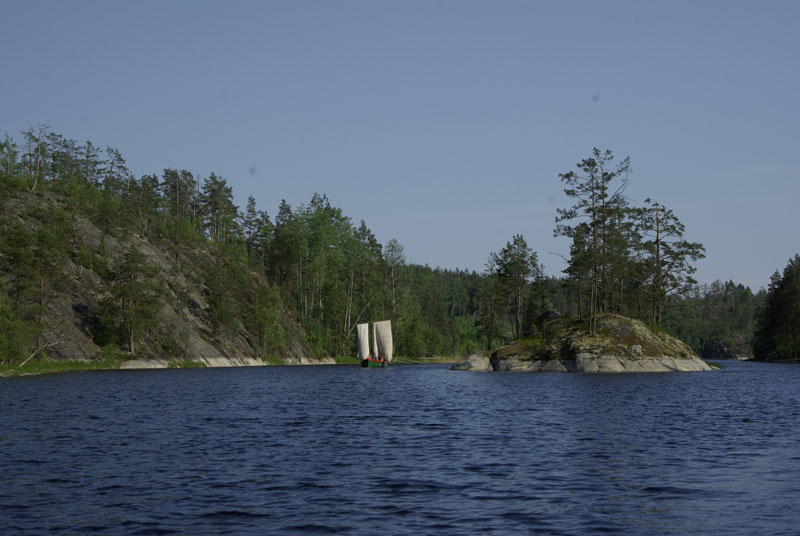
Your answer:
0;128;795;364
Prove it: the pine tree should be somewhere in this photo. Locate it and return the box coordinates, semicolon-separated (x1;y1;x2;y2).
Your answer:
201;172;237;243
633;199;705;325
111;246;161;354
243;195;259;256
556;148;630;334
478;253;501;351
495;234;537;340
0;134;22;182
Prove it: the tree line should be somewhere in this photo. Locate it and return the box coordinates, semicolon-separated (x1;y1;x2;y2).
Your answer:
0;128;490;360
754;256;800;361
0;129;791;362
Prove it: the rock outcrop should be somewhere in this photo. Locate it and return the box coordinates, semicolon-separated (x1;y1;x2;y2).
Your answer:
452;313;711;373
6;190;324;366
449;351;492;372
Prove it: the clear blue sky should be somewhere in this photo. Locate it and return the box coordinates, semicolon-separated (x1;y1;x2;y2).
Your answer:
2;0;798;291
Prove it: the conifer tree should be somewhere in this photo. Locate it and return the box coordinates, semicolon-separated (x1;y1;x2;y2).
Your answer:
243;195;259;256
479;253;501;351
112;246;161;354
0;134;22;181
634;198;705;325
495;234;537;339
556;148;630;334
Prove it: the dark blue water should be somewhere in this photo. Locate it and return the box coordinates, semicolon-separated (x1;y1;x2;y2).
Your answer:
2;361;799;535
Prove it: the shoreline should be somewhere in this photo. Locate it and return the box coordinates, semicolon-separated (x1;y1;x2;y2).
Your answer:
0;355;459;377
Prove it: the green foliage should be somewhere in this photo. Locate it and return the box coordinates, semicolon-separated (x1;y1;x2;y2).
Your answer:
98;343;124;361
334;355;361;365
75;243;111;279
91;297;123;348
754;255;800;361
556;149;705;331
494;234;540;340
0;358;123;376
663;280;762;358
156;333;182;357
201;172;239;243
108;246;163;353
0;290;26;363
0;222;38;303
635;199;706;324
203;243;250;341
556;148;631;334
247;285;285;358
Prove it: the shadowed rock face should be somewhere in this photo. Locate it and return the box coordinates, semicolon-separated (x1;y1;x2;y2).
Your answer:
451;314;711;373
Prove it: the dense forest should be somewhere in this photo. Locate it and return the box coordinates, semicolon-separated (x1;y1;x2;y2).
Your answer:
753;256;800;361
0;129;791;364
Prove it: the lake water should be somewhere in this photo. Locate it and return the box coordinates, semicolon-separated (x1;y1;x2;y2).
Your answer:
1;361;799;535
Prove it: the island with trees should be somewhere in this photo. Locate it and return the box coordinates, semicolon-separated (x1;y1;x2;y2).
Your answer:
455;148;710;372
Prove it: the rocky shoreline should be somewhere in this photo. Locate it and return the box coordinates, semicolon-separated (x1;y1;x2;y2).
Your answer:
119;356;337;369
453;351;710;373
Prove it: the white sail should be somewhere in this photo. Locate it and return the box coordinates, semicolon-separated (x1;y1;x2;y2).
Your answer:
373;320;393;362
356;323;370;360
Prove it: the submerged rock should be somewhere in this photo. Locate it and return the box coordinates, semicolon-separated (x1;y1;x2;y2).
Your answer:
457;314;711;373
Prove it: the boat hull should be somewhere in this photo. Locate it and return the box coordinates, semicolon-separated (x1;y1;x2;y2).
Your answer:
361;358;388;368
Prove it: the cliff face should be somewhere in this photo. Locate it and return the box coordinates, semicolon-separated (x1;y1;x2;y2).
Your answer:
453;314;711;373
4;190;316;364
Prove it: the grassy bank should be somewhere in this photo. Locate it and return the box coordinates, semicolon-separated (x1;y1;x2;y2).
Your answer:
393;356;462;364
0;357;216;377
0;354;464;377
334;356;361;365
0;358;123;377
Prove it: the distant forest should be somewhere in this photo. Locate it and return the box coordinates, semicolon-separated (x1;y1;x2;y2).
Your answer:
0;128;795;363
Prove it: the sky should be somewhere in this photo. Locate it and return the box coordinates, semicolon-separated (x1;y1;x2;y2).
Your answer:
2;0;798;291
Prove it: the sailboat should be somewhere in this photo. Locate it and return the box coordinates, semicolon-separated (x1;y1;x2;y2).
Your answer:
357;320;393;368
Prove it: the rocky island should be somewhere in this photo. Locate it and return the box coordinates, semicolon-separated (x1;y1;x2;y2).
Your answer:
452;313;711;373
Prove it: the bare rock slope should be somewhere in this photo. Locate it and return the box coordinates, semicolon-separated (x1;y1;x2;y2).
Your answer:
7;190;319;366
